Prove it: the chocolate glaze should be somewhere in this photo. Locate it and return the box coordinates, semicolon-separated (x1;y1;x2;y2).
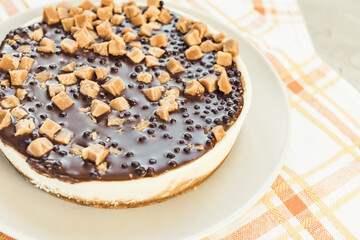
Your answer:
0;8;244;182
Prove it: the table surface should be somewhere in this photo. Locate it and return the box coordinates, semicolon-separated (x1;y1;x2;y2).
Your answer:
298;0;360;91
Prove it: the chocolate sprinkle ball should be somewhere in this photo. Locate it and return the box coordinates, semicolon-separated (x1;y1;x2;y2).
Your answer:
0;4;244;182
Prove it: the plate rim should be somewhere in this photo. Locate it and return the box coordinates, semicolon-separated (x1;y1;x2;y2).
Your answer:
0;1;292;239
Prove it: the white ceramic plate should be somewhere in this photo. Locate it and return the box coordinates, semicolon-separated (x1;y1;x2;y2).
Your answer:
0;1;291;239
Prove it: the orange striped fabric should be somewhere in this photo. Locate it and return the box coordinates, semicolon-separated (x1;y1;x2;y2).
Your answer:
1;0;360;239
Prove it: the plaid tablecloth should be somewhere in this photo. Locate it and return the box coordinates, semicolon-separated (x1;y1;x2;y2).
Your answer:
1;0;360;239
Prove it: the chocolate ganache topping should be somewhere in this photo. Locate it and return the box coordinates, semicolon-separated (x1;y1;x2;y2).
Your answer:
0;0;244;182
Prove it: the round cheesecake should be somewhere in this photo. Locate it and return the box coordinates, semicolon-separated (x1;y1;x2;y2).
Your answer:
0;0;251;208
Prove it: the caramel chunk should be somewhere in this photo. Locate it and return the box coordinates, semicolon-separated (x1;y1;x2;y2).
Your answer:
111;14;125;25
43;5;60;25
75;65;94;79
19;45;31;54
130;14;146;26
91;100;110;117
74;14;93;29
96;20;112;40
156;106;169;121
223;39;239;57
93;42;109;56
199;74;218;93
70;144;84;155
159;96;178;112
79;0;94;10
143;86;163;101
158;9;173;24
100;0;114;6
51;92;74;110
107;116;124;126
184;79;205;96
124;5;141;18
34;71;52;82
39;118;62;139
19;57;34;70
0;54;19;72
61;18;75;32
129;41;142;49
80;80;100;98
48;84;65;97
95;67;108;80
74;27;94;48
145;56;159;67
1;80;9;87
16;88;28;100
57;1;72;10
69;6;83;17
126;48;145;63
1;95;20;108
29;29;44;41
102;77;125;96
218;71;232;94
109;35;126;56
82;144;109;165
150;34;168;48
166;58;185;74
10;106;28;120
185;46;203;60
148;47;165;58
122;27;132;35
157;72;170;84
97;6;113;21
57;7;70;20
139;24;153;37
123;32;137;43
214;64;225;73
15;118;35;136
0;110;11;130
212;125;225;141
54;131;72;145
200;40;216;53
165;87;180;98
27;138;53;158
148;21;162;30
61;61;76;72
110;97;130;111
114;3;122;13
184;29;201;46
57;73;77;85
134;119;150;132
144;6;160;21
37;37;55;53
9;70;28;86
147;0;160;7
213;32;226;42
137;72;153;83
193;22;208;39
176;17;192;33
215;51;232;66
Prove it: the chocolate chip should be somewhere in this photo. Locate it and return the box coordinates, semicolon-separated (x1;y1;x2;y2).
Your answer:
138;136;146;142
169;160;177;168
183;133;192;140
146;167;155;176
126;152;134;157
183;147;190;153
121;163;128;169
131;161;140;168
136;167;146;176
59;112;67;117
149;159;157;164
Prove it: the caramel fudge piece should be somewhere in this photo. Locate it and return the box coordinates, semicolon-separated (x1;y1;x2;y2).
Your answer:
96;20;112;40
91;99;110;117
60;38;79;54
34;71;52;82
111;14;125;25
102;77;125;96
0;54;19;72
212;125;225;141
100;0;114;6
15;118;35;136
184;79;205;96
147;0;160;7
145;56;159;67
139;24;153;37
166;58;185;74
157;9;173;24
126;48;145;63
1;95;20;108
37;37;55;53
10;106;28;120
74;14;93;29
43;6;60;25
143;86;163;101
130;14;146;26
184;29;201;46
80;80;100;98
150;34;168;48
137;72;153;83
144;6;160;22
110;97;130;111
164;87;180;98
57;7;70;20
61;18;75;32
48;84;65;97
39;118;62;139
97;6;113;21
185;46;203;60
74;27;94;48
213;32;226;42
82;143;109;165
223;39;239;57
157;72;170;84
62;61;76;72
29;29;44;41
199;74;218;93
75;65;95;79
70;144;84;155
200;40;216;53
27;138;53;158
148;47;165;58
95;67;108;80
107;115;124;126
134;119;150;132
93;42;109;56
19;45;31;54
176;17;192;33
19;57;34;71
215;51;232;66
156;106;169;121
79;0;94;10
109;35;126;56
51;92;74;110
9;70;28;86
55;131;72;145
16;88;28;100
218;71;232;94
0;110;11;130
57;73;77;85
124;5;141;18
193;22;208;39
